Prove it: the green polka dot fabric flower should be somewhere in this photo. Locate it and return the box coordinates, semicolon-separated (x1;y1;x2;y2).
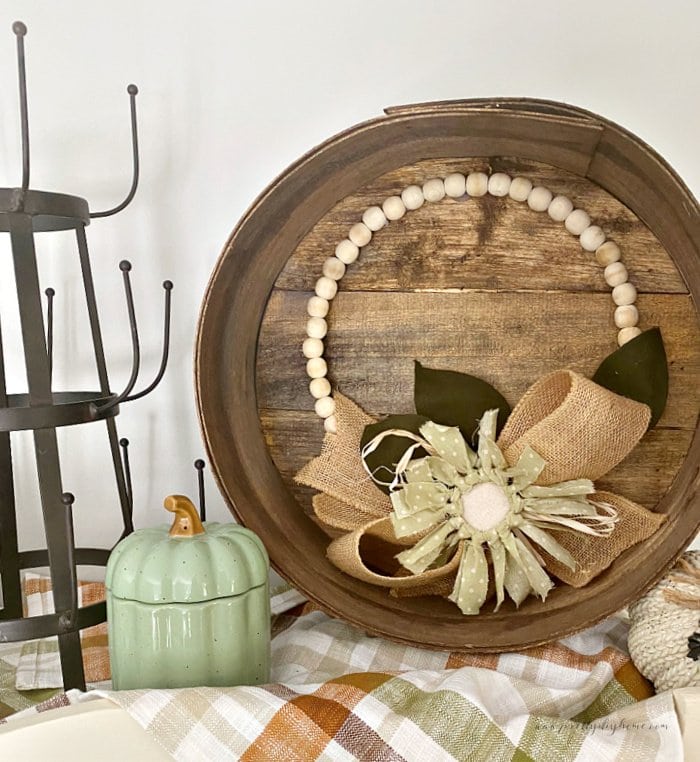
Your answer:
363;409;617;615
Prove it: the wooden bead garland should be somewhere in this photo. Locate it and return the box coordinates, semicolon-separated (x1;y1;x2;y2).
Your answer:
487;173;511;197
613;282;637;306
444;173;466;198
306;357;327;378
348;222;372;247
596;241;621;267
335;239;359;264
322;257;346;280
362;206;387;232
527;186;553;212
614;305;639;329
302;171;644;420
306;317;327;339
580;225;606;252
466;172;488;197
382;196;406;220
604;262;628;288
401;185;424;210
309;377;331;399
422;178;445;203
315;276;337;301
565;209;591;235
302;337;324;359
548;195;574;222
307;296;329;318
509;177;532;202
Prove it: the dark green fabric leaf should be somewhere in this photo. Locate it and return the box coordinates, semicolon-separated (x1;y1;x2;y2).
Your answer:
360;414;429;495
592;327;668;428
413;361;510;443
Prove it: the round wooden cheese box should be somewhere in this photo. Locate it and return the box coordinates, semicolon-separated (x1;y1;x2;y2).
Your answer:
196;98;700;651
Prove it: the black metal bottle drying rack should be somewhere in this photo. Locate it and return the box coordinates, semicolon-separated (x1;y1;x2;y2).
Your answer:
0;21;175;690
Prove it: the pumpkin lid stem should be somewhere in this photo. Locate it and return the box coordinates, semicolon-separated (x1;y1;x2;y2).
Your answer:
164;494;205;537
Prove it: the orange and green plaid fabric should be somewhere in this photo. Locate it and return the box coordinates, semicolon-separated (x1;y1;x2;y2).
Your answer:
1;603;683;760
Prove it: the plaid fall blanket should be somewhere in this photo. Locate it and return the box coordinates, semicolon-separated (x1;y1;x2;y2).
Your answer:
2;602;683;761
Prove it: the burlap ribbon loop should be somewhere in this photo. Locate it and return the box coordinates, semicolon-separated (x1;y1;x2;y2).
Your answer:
498;371;651;485
296;370;664;607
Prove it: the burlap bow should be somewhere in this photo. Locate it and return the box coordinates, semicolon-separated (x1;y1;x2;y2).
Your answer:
296;371;665;612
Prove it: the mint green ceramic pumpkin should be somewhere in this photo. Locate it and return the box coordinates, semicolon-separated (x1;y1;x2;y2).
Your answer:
106;495;270;690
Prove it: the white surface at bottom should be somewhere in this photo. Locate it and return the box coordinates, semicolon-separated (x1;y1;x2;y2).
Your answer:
0;698;171;761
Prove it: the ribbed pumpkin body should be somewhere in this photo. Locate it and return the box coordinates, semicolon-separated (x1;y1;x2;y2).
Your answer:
106;522;270;690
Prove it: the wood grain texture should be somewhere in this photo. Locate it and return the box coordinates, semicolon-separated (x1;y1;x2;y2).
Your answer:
258;291;699;428
259;409;693;514
275;158;687;294
197;99;700;651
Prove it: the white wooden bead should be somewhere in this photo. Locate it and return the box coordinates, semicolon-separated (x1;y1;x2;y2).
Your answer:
604;261;628;288
309;377;331;399
322;257;346;280
612;282;637;306
335;239;359;265
595;241;621;267
323;414;338;434
547;195;574;222
422;178;445;203
618;327;642;346
401;185;424;210
306;316;327;339
527;186;553;212
565;209;591;235
444;173;466;198
314;396;335;419
362;206;387;232
466;172;488;197
487;173;511;197
315;276;337;300
348;222;372;247
580;225;606;252
306;357;327;379
614;304;639;329
509;177;532;202
302;337;324;358
307;296;329;318
382;195;406;220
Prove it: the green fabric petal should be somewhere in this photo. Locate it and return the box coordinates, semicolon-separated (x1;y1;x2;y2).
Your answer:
424;456;462;486
507;446;546;491
520;480;595;499
398;482;450;515
404;459;433;483
523;497;596;516
391;508;445;538
503;553;531;606
489;540;506;611
419;422;475;472
397;518;461;574
477;410;507;475
518;523;577;570
505;534;554;601
449;541;489;615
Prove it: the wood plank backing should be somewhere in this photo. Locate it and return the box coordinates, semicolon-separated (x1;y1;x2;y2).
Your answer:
259;409;693;514
257;156;699;525
257;290;700;429
275;158;687;294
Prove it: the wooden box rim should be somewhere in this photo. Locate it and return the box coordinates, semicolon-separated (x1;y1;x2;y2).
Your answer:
195;98;700;650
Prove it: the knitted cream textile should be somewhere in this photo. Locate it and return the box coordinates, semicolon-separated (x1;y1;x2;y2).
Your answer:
628;551;700;692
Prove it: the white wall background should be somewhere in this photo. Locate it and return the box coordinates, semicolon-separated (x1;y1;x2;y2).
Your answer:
0;0;698;562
